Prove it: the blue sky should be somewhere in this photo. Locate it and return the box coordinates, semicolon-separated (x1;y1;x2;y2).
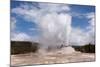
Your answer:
11;1;95;33
70;5;95;29
11;1;95;45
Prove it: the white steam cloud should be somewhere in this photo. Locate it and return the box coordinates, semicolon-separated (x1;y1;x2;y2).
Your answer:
38;13;71;48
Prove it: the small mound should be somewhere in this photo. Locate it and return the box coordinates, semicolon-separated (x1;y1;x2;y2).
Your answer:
37;46;75;56
57;46;75;54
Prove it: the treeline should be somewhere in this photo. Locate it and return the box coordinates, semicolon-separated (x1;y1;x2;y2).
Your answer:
72;43;95;53
11;41;95;55
11;41;39;54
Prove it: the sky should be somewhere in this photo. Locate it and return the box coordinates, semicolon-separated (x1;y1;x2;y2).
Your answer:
11;1;95;46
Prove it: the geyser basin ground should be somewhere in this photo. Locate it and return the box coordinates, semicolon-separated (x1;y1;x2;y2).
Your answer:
11;49;95;66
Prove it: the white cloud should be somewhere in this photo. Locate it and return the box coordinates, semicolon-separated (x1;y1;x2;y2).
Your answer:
69;28;89;46
11;32;32;41
86;12;95;31
38;3;70;12
69;12;95;46
86;12;95;44
11;17;16;31
11;2;70;23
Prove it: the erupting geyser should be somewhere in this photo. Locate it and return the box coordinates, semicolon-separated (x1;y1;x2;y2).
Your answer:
38;13;71;49
36;12;73;53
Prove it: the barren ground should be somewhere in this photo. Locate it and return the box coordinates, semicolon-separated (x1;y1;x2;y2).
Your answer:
11;51;95;66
